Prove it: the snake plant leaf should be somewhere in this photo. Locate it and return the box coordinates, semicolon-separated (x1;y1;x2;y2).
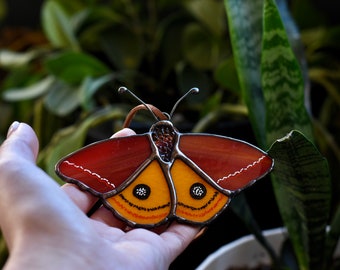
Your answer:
261;0;312;146
223;1;280;262
224;0;266;148
268;130;332;270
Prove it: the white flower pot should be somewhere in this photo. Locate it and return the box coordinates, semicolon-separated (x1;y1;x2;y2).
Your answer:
196;227;340;270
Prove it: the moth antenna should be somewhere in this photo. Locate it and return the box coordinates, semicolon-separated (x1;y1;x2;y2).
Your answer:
118;86;160;121
169;87;199;118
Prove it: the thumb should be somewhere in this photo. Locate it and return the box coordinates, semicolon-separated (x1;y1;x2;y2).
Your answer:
1;122;39;163
0;123;41;247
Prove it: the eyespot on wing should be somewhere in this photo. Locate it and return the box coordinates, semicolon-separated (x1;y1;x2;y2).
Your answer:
171;158;230;224
106;160;172;227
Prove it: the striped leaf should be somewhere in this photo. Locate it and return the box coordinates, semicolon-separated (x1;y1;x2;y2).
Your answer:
223;2;281;263
261;0;312;146
224;0;266;148
268;131;331;270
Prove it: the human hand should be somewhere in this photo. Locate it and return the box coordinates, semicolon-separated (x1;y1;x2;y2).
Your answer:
0;122;199;270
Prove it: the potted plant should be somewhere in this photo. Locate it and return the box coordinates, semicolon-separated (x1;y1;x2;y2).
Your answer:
197;227;340;269
191;0;340;269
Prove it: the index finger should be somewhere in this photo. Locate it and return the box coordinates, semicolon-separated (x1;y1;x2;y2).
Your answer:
160;222;200;263
0;122;39;163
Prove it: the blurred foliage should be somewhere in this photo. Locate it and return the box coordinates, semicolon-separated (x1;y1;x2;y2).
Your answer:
0;0;244;151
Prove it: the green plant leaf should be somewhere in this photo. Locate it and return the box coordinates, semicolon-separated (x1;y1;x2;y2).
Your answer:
185;0;226;37
45;51;110;85
71;9;89;33
0;67;39;90
214;57;240;94
80;74;114;111
0;50;40;68
261;0;312;146
44;0;85;13
182;23;218;70
43;79;81;116
224;0;266;148
2;76;55;101
268;130;332;270
41;0;79;50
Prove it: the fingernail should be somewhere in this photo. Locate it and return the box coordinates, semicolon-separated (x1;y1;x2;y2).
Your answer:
7;121;20;138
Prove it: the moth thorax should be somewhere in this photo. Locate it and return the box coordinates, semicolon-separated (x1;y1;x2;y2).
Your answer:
151;123;177;162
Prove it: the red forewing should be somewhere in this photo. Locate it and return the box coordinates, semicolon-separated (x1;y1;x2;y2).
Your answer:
56;135;152;194
179;134;273;191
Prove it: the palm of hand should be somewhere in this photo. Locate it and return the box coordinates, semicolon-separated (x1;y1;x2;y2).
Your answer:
0;123;198;270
